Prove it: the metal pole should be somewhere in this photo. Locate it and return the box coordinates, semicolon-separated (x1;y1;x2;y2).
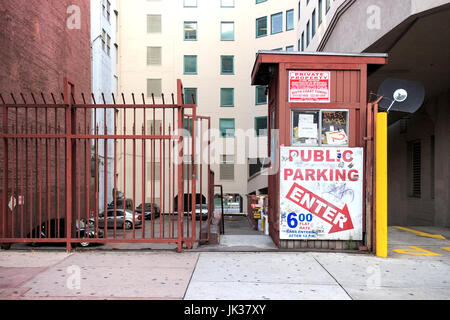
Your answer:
376;112;388;258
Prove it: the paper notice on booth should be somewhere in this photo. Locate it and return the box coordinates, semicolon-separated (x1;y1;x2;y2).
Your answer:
297;122;317;138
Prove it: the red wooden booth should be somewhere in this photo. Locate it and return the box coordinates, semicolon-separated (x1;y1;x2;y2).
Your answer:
251;51;387;251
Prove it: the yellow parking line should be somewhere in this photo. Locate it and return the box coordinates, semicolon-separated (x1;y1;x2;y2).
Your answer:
393;226;446;240
393;246;442;256
441;247;450;252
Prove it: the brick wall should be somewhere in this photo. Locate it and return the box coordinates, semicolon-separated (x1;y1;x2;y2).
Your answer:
0;0;91;239
0;0;91;95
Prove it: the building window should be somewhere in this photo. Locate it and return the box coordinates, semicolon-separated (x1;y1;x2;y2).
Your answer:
147;79;162;98
249;158;269;177
184;21;197;40
271;12;283;34
101;29;106;51
221;0;234;8
220;155;235;181
147;120;162;135
318;0;323;26
147;46;162;65
408;140;421;198
221;56;234;75
301;31;305;51
220;88;234;107
255;116;268;137
147;14;162;33
286;9;294;31
221;22;235;40
106;0;111;22
184;0;197;7
106;35;111;56
256;86;267;105
306;20;310;46
183;118;197;137
286;45;294;51
256;16;267;38
326;0;331;13
147;162;161;181
184;55;197;74
219;119;235;138
184;88;197;105
312;9;316;37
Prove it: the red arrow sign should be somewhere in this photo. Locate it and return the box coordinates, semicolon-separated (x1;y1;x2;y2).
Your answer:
286;183;354;234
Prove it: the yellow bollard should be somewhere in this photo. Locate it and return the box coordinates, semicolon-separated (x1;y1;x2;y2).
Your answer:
376;112;388;258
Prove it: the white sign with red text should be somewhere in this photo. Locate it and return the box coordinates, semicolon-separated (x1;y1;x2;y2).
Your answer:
279;147;363;240
289;71;331;103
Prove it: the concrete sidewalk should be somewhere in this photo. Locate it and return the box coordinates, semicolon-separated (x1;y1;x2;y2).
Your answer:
0;226;449;300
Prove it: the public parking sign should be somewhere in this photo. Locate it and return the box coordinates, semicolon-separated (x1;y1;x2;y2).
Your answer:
279;147;363;240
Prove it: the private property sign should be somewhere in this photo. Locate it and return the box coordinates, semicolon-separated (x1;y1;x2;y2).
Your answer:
279;147;363;240
288;71;331;103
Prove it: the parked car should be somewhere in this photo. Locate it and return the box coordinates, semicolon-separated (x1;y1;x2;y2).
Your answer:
27;218;103;247
135;203;160;220
195;204;209;221
90;209;142;230
107;198;133;211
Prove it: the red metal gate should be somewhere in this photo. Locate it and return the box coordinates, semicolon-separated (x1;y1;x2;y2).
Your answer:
0;79;212;252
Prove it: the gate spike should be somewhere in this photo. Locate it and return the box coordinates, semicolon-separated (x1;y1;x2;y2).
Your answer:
111;93;116;104
10;93;17;104
151;93;155;105
81;93;87;104
141;93;145;104
161;93;165;105
132;93;136;104
31;92;38;104
20;93;27;104
91;93;97;105
50;93;56;105
0;94;5;104
101;93;106;104
171;93;175;105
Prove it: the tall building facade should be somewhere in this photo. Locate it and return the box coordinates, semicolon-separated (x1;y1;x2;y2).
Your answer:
91;0;119;211
116;0;299;212
297;0;450;227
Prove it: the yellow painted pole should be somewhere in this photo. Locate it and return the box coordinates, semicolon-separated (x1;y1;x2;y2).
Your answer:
376;112;388;258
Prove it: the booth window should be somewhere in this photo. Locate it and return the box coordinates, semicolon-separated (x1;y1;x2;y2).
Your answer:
292;110;348;147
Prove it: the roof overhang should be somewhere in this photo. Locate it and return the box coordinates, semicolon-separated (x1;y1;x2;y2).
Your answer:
251;50;388;86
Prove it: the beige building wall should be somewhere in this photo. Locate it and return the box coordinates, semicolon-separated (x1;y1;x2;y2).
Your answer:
116;0;299;211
